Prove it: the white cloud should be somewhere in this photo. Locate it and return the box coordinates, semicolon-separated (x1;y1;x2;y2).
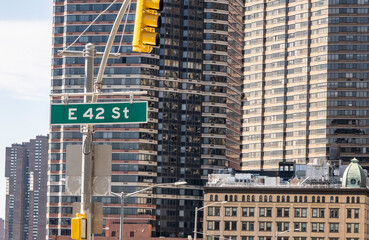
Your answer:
0;20;51;101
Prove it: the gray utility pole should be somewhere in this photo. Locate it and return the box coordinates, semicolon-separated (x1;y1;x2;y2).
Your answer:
81;43;95;239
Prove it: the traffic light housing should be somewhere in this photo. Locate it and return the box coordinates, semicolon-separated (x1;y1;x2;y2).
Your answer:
132;0;163;53
71;213;87;240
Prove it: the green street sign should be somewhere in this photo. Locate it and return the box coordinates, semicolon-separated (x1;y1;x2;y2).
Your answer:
50;102;148;125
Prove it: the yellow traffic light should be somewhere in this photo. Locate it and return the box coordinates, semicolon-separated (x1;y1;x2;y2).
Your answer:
71;213;87;240
132;0;163;53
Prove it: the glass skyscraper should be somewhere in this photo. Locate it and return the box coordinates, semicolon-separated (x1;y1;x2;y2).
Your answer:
48;0;242;238
242;0;369;170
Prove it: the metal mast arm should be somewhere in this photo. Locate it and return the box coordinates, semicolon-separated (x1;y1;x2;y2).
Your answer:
94;0;132;102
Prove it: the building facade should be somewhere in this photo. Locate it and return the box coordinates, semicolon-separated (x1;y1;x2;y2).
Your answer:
0;218;4;240
242;0;369;170
204;186;368;240
203;160;369;240
49;0;242;238
4;135;48;240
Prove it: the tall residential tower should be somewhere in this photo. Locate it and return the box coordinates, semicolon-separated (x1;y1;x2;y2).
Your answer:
48;0;242;238
242;0;369;170
5;135;48;240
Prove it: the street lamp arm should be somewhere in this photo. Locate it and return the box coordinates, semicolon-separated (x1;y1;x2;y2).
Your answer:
197;201;227;211
125;181;187;198
111;181;186;240
276;228;300;239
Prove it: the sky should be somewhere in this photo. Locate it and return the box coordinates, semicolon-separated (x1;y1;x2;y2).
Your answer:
0;0;52;219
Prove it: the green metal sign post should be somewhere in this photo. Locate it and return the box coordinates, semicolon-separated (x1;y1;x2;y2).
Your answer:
51;102;148;125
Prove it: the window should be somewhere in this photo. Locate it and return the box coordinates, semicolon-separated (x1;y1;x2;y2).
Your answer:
259;222;265;231
301;208;307;217
242;222;254;231
259;207;272;217
354;223;359;233
277;208;289;217
242;208;247;217
249;222;255;231
266;208;272;217
277;208;282;217
276;222;289;231
242;207;254;217
312;223;324;232
294;208;300;217
312;208;324;217
231;207;237;216
260;208;265;217
329;209;339;218
329;223;339;233
224;221;237;231
347;209;352;218
250;207;254;216
319;223;324;232
294;222;307;232
224;236;236;240
214;207;220;216
242;222;247;231
208;207;214;216
347;223;351;233
312;208;317;217
319;208;325;217
354;209;359;218
225;207;231;216
224;207;236;217
207;221;214;230
259;222;272;231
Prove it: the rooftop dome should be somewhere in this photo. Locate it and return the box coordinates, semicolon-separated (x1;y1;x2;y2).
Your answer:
342;158;366;188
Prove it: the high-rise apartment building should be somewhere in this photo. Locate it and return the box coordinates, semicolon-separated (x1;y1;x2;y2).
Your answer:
242;0;369;170
4;135;48;240
49;0;242;238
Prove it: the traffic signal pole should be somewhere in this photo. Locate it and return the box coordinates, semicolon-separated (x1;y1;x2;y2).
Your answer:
80;43;95;239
